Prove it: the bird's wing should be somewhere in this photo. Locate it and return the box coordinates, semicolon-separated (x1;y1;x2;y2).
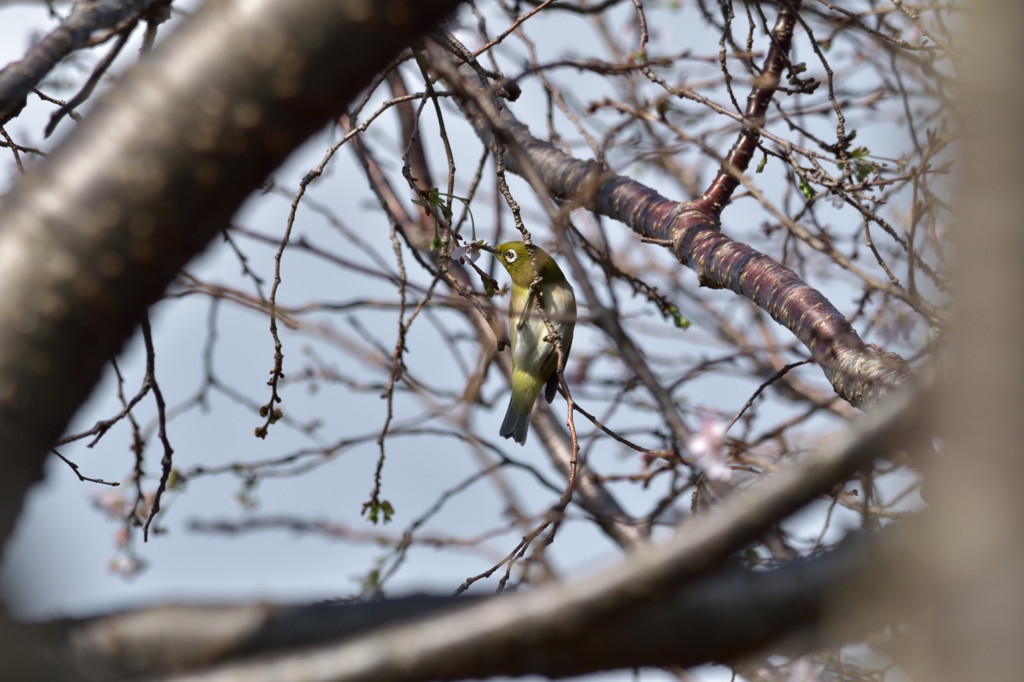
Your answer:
543;282;576;370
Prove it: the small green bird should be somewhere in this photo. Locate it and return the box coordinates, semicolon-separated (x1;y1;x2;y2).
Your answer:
482;241;576;445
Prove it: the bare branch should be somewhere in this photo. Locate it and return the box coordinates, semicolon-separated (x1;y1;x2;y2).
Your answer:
433;46;912;409
0;0;464;553
0;0;164;124
33;383;925;681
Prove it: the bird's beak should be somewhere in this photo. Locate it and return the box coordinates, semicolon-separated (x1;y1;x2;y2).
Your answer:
478;243;500;255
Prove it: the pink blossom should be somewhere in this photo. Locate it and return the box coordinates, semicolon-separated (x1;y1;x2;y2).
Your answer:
92;491;126;520
687;413;732;481
451;241;483;263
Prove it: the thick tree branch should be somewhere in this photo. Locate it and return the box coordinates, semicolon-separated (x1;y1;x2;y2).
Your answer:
15;380;926;681
430;29;912;410
0;0;464;554
28;522;912;682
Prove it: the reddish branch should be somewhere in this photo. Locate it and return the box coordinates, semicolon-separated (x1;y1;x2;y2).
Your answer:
692;1;802;215
435;0;911;409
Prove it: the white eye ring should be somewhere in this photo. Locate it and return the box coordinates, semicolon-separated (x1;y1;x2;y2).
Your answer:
505;250;517;263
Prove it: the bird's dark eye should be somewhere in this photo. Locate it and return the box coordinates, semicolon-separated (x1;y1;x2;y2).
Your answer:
505;250;517;263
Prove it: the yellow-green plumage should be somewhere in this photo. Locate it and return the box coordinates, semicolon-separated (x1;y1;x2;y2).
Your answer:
484;241;576;445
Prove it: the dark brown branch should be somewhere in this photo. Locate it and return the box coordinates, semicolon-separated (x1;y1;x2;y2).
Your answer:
43;17;139;137
32;526;906;681
438;55;910;409
0;0;464;556
0;0;164;124
693;0;802;215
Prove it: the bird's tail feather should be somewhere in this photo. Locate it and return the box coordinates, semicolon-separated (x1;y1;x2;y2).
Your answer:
500;402;531;445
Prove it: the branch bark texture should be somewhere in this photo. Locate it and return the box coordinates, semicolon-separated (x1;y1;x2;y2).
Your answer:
32;384;924;681
432;22;911;410
0;0;165;124
0;0;463;553
46;527;905;681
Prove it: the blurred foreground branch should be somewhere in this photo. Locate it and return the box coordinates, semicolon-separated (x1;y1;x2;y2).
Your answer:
0;0;462;559
15;382;926;680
